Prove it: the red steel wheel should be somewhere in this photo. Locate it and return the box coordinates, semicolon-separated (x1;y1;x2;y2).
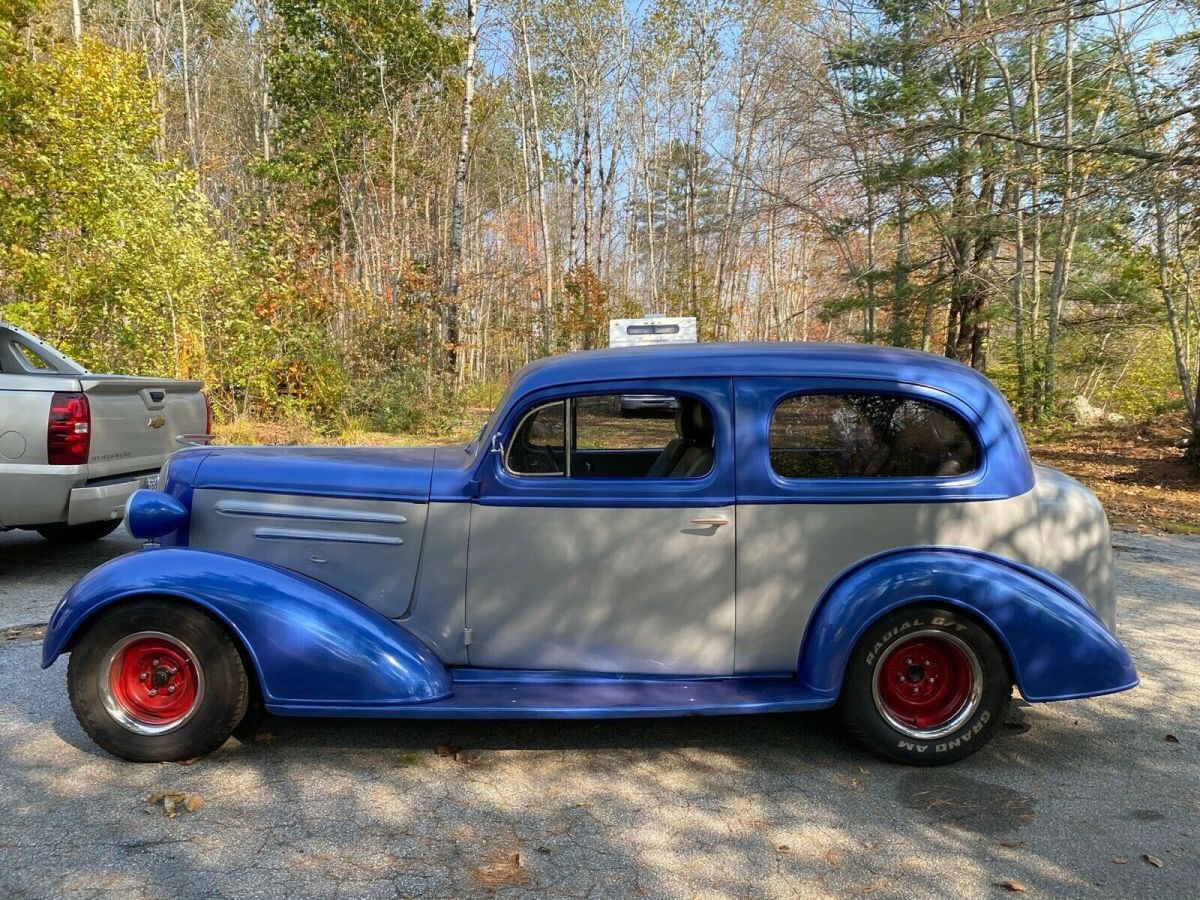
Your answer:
871;630;983;740
99;632;206;735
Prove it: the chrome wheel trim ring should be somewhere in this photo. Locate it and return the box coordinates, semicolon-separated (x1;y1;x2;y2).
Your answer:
98;631;206;736
870;628;984;741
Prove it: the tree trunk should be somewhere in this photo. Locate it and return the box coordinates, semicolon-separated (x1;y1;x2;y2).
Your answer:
687;19;708;321
179;0;199;171
151;0;167;160
892;190;910;347
519;6;553;355
1042;1;1073;414
1029;22;1044;416
444;0;477;377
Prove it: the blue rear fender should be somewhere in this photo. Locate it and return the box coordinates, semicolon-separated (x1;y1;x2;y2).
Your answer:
42;548;451;712
798;548;1138;704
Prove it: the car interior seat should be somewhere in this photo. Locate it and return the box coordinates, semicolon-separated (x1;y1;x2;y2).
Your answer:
668;402;714;477
645;399;714;478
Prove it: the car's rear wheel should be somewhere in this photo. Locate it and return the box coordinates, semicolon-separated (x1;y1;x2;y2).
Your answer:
838;605;1011;765
37;519;123;544
67;600;248;762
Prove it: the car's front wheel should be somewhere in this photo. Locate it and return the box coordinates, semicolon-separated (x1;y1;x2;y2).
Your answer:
838;605;1011;765
67;600;249;762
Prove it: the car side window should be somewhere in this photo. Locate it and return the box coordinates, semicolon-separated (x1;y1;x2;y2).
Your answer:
574;395;678;450
506;400;567;475
769;393;978;479
505;393;715;479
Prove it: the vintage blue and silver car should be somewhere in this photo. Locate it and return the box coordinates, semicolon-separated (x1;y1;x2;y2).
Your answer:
42;343;1138;765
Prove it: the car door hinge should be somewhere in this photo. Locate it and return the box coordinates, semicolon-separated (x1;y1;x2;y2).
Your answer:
462;626;473;647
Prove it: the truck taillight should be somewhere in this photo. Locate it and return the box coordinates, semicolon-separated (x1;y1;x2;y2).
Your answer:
47;391;90;465
203;392;212;435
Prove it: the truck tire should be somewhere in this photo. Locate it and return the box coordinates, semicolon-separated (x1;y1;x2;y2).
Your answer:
37;519;123;544
838;605;1011;765
67;599;249;762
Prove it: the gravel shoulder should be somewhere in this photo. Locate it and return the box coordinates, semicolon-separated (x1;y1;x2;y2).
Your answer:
0;531;1197;898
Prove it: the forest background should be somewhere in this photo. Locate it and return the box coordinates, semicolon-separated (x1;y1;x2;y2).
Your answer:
2;0;1200;467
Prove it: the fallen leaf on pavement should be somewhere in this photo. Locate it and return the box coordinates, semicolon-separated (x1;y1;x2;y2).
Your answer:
149;791;204;818
174;756;204;767
1144;854;1164;868
1112;857;1127;865
2;626;44;642
993;880;1027;893
999;840;1027;849
470;850;527;888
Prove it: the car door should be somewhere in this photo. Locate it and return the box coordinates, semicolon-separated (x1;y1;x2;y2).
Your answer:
465;379;736;675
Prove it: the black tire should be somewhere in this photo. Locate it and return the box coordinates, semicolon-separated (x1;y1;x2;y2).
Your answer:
231;694;270;744
838;605;1011;765
67;599;249;762
37;519;123;544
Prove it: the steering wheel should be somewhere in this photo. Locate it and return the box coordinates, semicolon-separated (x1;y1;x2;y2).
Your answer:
526;445;562;474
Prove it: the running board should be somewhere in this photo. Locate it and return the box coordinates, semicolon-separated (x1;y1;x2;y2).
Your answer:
266;672;834;719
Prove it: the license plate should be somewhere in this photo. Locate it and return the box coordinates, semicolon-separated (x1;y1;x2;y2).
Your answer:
144;474;160;490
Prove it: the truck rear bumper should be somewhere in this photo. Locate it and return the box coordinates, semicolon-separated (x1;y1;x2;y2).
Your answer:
1;465;157;528
67;475;155;525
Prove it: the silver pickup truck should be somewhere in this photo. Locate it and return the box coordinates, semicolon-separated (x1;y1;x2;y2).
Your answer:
0;323;208;543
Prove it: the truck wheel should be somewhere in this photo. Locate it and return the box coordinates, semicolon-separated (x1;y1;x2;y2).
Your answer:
67;600;249;762
37;519;123;544
838;605;1011;765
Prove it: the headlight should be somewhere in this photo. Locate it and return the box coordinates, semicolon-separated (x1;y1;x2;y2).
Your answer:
124;490;189;540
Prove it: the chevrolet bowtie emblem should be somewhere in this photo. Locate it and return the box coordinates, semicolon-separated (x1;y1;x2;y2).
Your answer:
147;415;166;429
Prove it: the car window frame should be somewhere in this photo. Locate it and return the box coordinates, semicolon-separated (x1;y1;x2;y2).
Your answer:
732;376;1014;505
503;399;571;478
503;391;712;481
477;377;735;508
766;389;981;482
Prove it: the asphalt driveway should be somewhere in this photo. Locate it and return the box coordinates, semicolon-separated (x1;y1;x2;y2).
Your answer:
0;531;1196;898
0;524;139;629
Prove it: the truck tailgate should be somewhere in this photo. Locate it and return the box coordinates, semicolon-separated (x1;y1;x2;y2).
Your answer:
82;377;206;478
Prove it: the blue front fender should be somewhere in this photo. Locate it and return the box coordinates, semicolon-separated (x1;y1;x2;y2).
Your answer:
42;548;452;713
798;548;1138;703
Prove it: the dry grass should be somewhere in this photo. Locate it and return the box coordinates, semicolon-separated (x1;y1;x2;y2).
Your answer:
214;413;485;449
469;849;528;889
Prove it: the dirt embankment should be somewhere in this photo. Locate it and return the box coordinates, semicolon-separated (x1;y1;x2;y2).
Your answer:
1032;413;1200;533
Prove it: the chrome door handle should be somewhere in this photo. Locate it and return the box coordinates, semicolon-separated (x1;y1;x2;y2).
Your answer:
690;517;729;527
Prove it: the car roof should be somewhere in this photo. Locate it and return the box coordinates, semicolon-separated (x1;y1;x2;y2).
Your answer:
509;342;1003;410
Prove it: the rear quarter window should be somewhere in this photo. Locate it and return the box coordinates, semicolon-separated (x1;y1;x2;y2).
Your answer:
769;393;978;479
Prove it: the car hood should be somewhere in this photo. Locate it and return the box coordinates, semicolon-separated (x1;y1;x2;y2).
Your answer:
179;445;438;502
